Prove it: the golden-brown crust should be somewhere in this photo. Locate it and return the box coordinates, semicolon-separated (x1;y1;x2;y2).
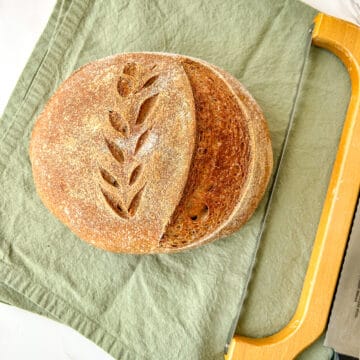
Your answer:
29;52;273;254
30;54;196;253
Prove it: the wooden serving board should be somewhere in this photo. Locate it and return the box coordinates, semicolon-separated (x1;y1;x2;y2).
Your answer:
225;13;360;360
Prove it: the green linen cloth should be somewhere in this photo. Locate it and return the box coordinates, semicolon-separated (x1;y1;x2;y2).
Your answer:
0;0;350;359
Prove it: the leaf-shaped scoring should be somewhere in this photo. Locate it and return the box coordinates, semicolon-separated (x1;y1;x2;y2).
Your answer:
135;129;151;155
128;186;145;217
117;77;133;97
108;111;130;137
100;168;119;188
123;62;138;76
136;94;159;125
100;62;160;220
142;75;159;90
129;165;142;185
105;138;124;163
101;188;128;219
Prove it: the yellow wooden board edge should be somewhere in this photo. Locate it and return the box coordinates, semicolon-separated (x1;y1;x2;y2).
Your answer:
225;13;360;360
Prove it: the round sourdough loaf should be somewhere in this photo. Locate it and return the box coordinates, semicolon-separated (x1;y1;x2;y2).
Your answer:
29;53;273;254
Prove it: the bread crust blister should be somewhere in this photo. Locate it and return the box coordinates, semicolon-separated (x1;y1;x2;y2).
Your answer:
29;53;273;254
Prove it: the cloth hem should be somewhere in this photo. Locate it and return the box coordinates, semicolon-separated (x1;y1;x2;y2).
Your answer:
0;259;148;359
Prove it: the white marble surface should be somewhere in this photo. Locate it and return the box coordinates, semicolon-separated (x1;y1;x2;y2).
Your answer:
0;0;357;359
0;0;55;114
0;303;113;359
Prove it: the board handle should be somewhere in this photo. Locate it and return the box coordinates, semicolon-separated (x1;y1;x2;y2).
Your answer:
225;13;360;360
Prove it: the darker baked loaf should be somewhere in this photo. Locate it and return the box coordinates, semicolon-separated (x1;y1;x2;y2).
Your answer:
29;53;273;254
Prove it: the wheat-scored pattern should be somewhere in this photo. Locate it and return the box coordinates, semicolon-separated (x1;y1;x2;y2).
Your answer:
100;62;159;219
